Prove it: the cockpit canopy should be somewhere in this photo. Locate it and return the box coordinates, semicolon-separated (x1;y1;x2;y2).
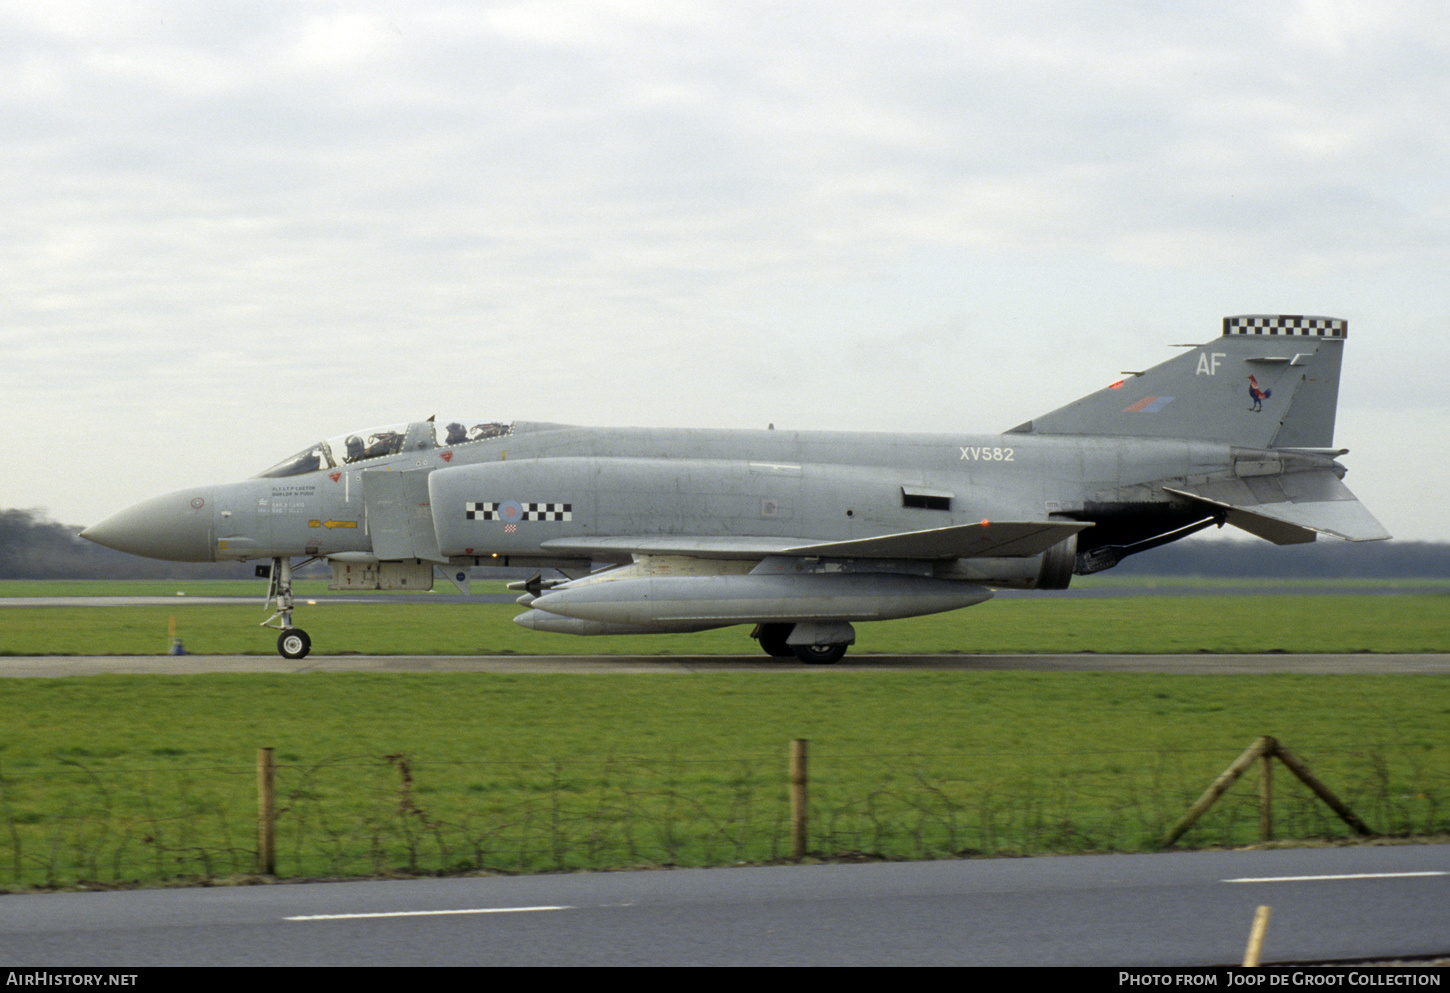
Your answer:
258;420;511;478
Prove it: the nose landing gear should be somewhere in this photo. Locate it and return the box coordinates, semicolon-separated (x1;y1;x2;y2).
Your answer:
261;557;315;659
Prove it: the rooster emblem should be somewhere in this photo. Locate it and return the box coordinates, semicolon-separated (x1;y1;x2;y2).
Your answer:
1248;375;1272;412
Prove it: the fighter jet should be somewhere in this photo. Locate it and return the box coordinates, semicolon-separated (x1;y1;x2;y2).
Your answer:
83;315;1389;662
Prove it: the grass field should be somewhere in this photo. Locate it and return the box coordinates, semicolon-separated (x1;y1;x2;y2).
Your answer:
0;580;1446;888
1;668;1447;888
1;579;1447;656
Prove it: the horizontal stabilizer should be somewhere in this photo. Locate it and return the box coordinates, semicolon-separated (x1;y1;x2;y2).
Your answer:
1163;469;1390;545
543;521;1090;562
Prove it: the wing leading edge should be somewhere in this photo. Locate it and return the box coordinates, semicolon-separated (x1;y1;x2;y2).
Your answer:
540;520;1091;561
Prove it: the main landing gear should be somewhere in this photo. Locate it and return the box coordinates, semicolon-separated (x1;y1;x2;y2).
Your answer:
261;557;314;659
751;623;851;664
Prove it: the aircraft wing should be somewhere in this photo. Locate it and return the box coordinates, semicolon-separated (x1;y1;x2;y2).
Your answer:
541;520;1091;561
784;520;1090;558
1163;469;1390;545
540;536;808;560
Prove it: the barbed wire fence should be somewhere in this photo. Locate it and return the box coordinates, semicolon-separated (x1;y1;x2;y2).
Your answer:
0;739;1444;889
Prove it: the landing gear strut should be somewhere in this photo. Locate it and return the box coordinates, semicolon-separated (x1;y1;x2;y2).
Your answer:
261;557;313;659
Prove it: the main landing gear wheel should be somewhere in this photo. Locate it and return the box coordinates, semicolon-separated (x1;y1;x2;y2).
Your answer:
753;623;797;658
792;643;848;664
278;628;311;660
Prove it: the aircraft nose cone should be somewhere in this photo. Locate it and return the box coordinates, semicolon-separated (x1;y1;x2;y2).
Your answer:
81;487;216;562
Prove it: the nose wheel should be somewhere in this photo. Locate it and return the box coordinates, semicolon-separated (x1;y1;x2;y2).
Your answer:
277;628;312;660
261;557;315;659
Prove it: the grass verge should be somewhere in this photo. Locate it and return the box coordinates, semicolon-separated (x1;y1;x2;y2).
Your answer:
0;670;1447;888
1;594;1447;655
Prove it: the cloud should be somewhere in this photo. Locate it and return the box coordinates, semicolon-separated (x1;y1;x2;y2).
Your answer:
2;0;1447;542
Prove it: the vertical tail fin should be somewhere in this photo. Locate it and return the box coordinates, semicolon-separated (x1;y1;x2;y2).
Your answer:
1008;315;1348;449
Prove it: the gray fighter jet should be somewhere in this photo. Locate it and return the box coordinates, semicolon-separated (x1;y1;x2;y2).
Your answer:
83;315;1388;661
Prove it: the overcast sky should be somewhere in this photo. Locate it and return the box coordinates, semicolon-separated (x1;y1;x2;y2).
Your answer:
5;1;1448;544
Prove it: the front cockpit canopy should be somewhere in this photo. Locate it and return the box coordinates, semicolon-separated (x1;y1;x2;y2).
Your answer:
257;420;511;478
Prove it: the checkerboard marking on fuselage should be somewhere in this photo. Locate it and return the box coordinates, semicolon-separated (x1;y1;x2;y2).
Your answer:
465;502;573;521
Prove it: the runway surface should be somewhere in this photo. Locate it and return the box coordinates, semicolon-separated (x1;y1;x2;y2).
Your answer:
0;652;1446;676
2;844;1447;966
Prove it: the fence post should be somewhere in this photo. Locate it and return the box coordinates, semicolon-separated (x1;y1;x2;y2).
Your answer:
1260;746;1273;841
1162;736;1273;847
790;739;808;859
257;747;275;875
1164;735;1374;848
1269;741;1373;836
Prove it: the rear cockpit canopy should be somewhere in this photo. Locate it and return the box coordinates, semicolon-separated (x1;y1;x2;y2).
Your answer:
257;420;512;478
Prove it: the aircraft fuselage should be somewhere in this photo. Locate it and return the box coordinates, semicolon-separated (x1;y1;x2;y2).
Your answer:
81;316;1387;660
87;422;1233;571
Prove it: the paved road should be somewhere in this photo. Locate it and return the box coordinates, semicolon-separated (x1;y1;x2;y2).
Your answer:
1;844;1446;966
0;652;1447;676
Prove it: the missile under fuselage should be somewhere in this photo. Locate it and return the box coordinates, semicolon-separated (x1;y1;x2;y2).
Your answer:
518;572;993;631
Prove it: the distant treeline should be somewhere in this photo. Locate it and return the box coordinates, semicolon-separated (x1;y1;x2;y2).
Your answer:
0;509;243;580
2;507;1447;580
1110;535;1450;579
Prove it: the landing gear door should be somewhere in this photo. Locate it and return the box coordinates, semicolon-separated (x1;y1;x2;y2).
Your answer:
363;468;446;563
